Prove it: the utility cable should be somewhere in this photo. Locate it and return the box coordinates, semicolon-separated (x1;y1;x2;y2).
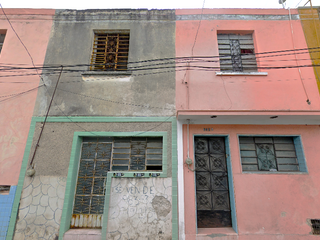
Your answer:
29;66;63;168
57;88;175;110
289;7;310;104
0;9;116;140
0;46;318;74
0;4;46;86
0;85;44;103
133;114;176;136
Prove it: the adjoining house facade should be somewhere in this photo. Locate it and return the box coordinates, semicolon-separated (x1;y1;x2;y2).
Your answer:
176;8;320;240
0;9;55;240
299;6;320;94
7;9;177;240
3;7;320;240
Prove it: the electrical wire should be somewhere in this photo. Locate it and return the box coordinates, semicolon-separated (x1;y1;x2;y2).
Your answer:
0;6;178;141
0;4;46;86
29;67;63;167
0;10;104;140
57;88;175;110
2;62;320;81
295;0;305;7
0;85;44;103
288;7;310;103
133;114;176;136
0;45;317;71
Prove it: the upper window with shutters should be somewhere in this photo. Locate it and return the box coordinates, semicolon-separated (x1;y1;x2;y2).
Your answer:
90;31;130;71
217;34;257;72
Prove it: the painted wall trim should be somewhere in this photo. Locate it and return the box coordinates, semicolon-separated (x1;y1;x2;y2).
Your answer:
32;116;175;123
177;121;185;239
177;114;320;125
60;131;169;240
216;71;268;76
193;134;238;234
176;14;300;21
6;119;37;240
8;116;178;240
237;134;308;174
171;119;178;240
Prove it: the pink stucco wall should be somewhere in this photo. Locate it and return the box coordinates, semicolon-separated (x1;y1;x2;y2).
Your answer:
183;124;320;239
0;9;54;185
175;9;320;112
177;8;320;239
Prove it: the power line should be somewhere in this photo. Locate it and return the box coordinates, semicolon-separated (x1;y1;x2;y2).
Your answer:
133;114;176;136
29;67;63;167
0;46;318;73
57;88;175;110
0;7;177;139
0;85;44;103
191;0;206;56
1;62;320;81
0;4;46;86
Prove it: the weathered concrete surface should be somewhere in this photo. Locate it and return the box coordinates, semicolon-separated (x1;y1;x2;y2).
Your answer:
34;9;176;117
14;176;66;240
28;122;172;178
107;178;172;240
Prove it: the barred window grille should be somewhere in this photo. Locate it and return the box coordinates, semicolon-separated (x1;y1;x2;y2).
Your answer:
311;219;320;235
0;185;10;194
72;137;163;228
218;34;257;72
90;31;129;71
239;137;300;172
0;34;5;53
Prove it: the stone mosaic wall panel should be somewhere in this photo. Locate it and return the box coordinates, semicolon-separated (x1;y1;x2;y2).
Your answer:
107;178;172;240
14;176;66;240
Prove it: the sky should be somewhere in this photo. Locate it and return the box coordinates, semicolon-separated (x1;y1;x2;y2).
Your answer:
0;0;320;10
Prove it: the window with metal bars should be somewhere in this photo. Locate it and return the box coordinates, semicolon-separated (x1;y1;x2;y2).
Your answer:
90;31;129;71
311;219;320;235
71;137;163;228
218;34;257;72
0;185;10;194
0;33;5;53
239;137;302;172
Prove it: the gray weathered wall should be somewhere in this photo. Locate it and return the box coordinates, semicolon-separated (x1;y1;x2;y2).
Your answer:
108;178;172;239
14;121;173;239
14;176;66;240
19;9;176;240
34;9;176;117
28;122;172;177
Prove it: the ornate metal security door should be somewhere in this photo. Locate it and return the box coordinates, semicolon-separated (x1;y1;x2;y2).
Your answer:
195;137;232;228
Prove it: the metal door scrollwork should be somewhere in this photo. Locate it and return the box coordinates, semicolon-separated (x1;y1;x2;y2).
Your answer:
195;137;232;228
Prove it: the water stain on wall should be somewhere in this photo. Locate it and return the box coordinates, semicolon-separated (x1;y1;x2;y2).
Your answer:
152;196;171;219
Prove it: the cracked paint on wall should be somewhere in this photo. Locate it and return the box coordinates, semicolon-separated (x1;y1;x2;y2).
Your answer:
107;178;172;240
13;176;66;240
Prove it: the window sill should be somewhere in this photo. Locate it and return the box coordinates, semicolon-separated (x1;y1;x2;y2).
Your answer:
242;171;308;174
215;71;268;76
197;227;237;236
82;71;132;76
110;171;166;178
63;229;101;240
81;71;132;82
